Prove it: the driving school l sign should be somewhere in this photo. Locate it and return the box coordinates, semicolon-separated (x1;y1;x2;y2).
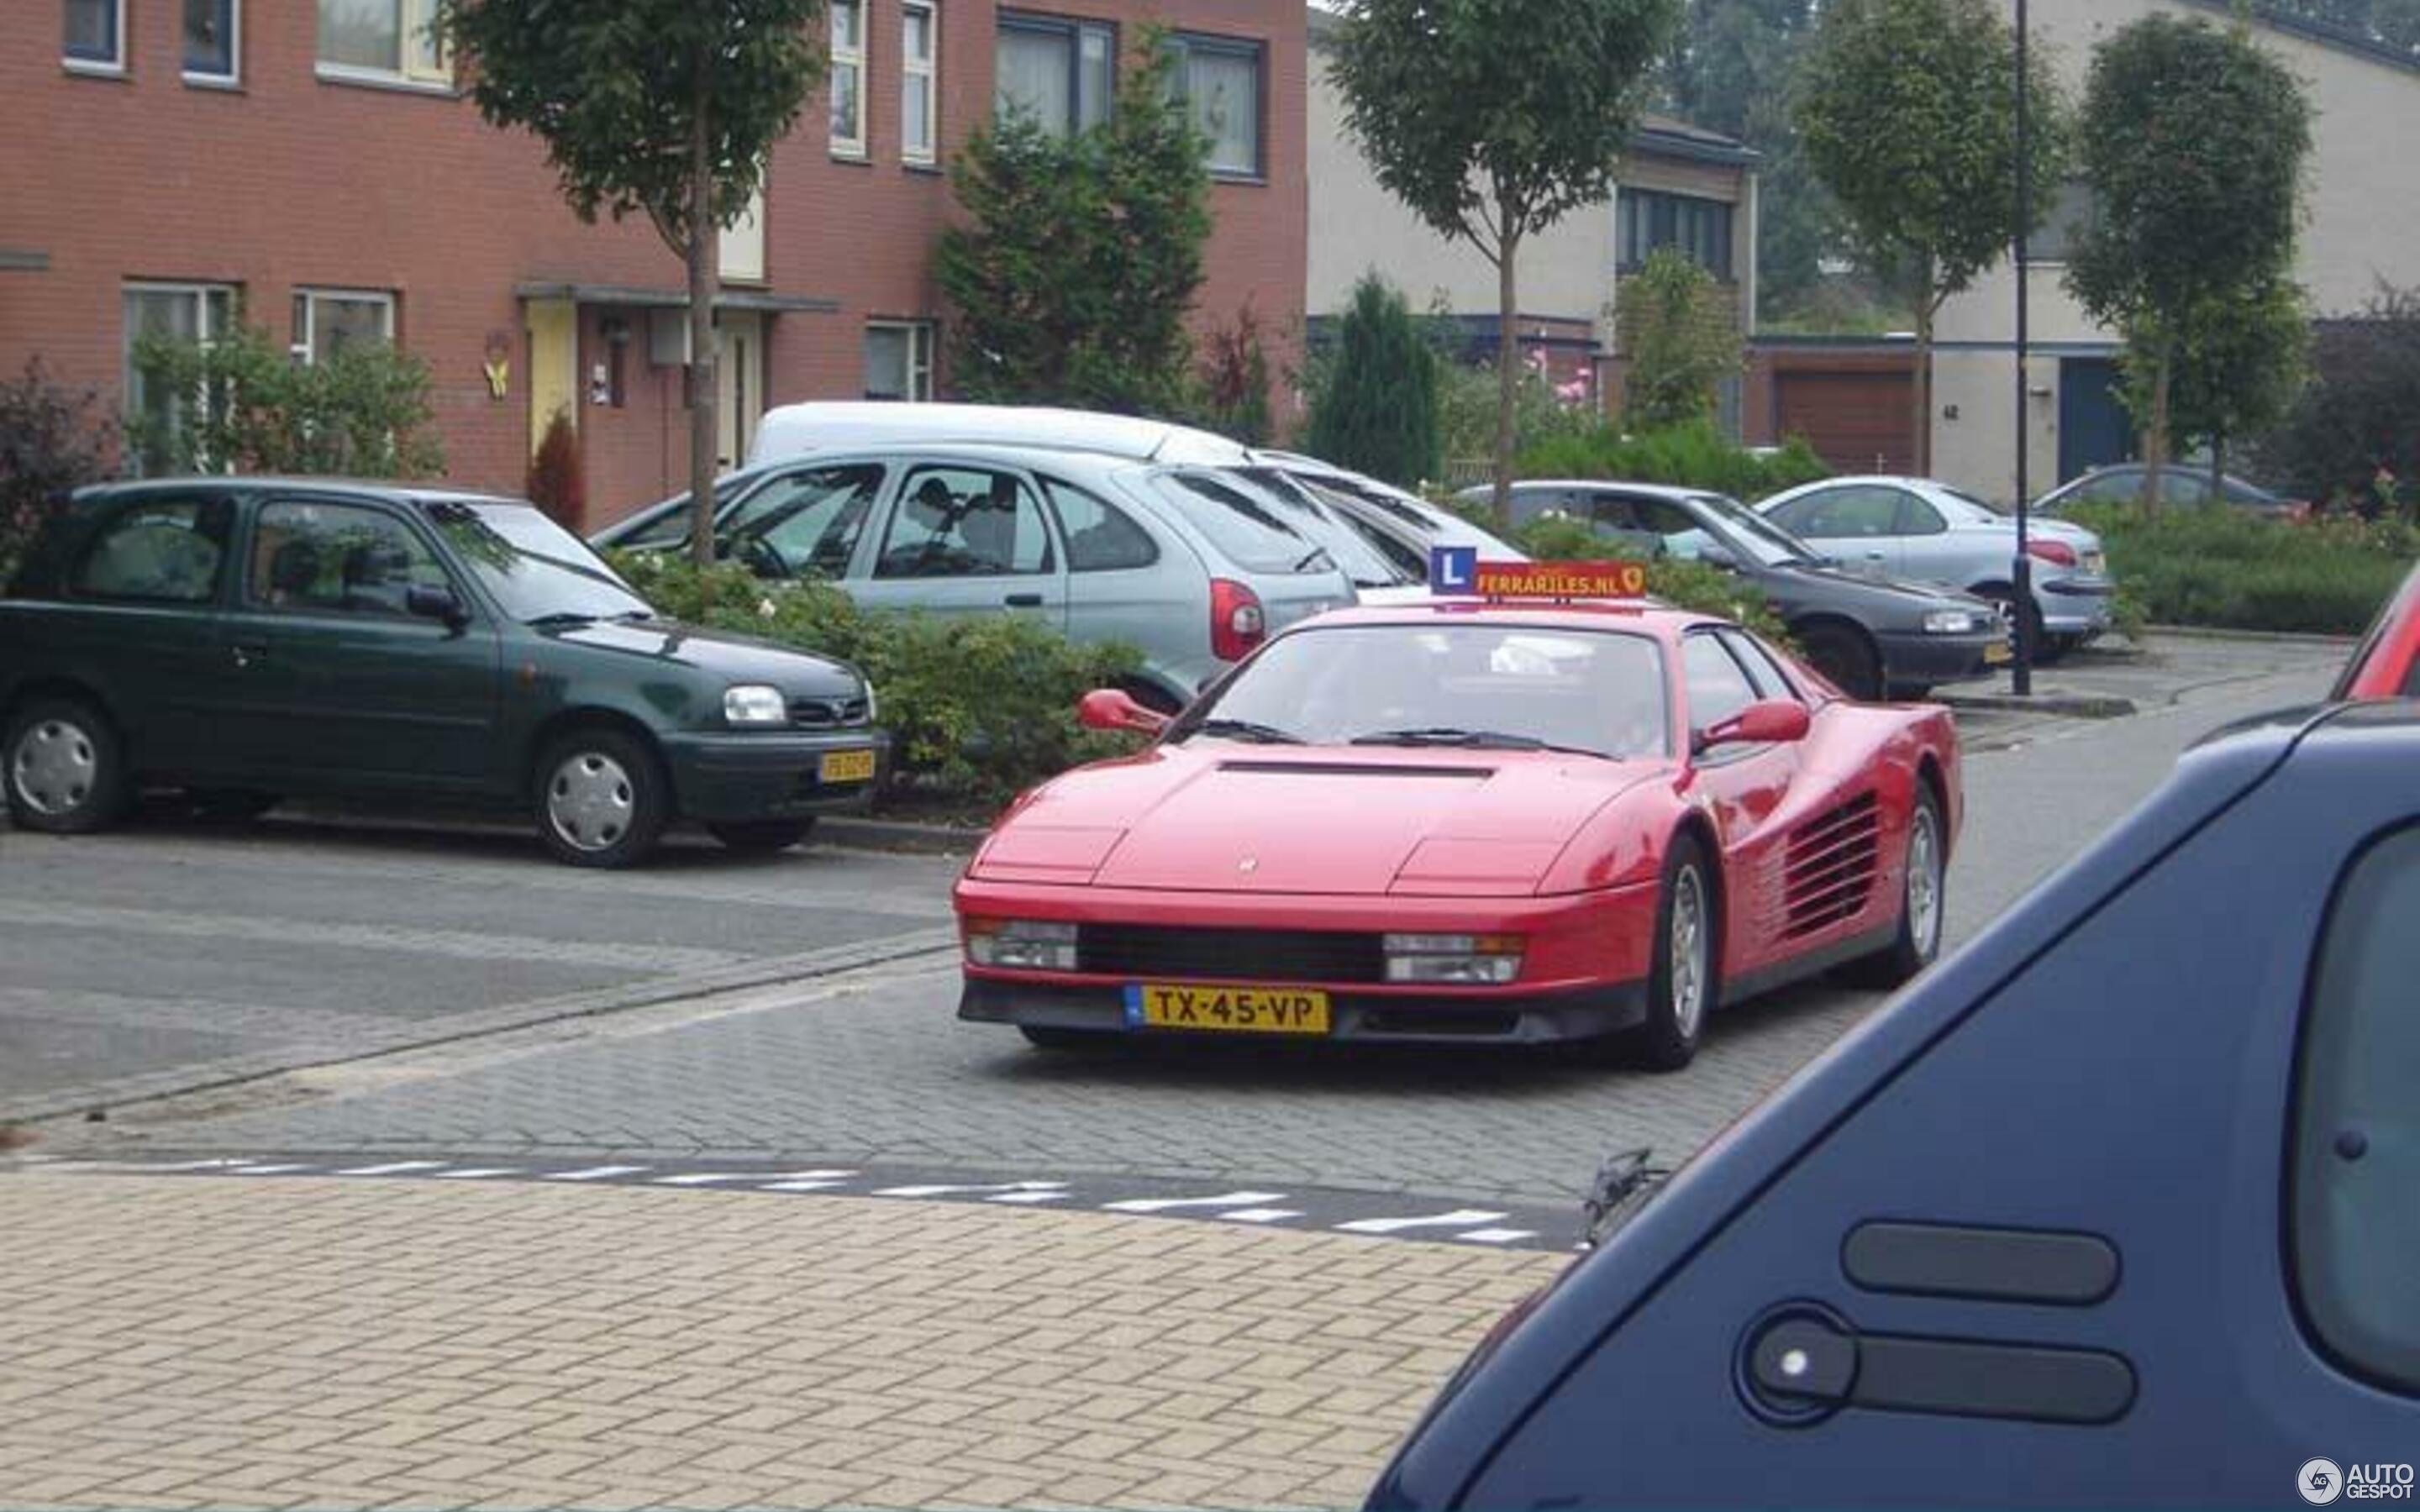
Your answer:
1430;546;1648;601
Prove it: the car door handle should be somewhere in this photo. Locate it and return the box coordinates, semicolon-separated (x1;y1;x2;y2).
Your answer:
1003;593;1044;608
1744;1310;2135;1425
230;644;267;669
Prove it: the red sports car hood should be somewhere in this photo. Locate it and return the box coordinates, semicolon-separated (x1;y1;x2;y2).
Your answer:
972;745;1667;896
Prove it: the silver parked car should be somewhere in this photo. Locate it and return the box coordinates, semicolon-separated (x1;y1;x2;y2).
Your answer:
590;443;1355;710
1757;475;2116;656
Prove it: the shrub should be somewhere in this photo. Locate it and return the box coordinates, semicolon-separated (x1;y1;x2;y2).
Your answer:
0;359;116;585
1434;346;1597;484
1192;302;1276;447
526;408;587;529
1508;513;1797;648
2065;502;2416;635
609;551;1145;809
1620;249;1745;430
129;322;443;478
1305;275;1442;487
1518;420;1829;501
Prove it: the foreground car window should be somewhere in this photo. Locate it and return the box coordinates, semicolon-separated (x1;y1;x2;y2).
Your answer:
1188;624;1668;758
429;501;655;623
71;496;233;605
2293;825;2420;1394
249;501;452;617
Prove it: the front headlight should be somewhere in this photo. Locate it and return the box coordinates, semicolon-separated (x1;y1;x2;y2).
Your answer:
723;684;788;727
1923;610;1981;635
1383;932;1524;985
965;918;1079;971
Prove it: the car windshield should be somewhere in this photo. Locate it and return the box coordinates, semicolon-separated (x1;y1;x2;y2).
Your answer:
1289;478;1429;579
1235;469;1415;586
609;479;750;549
1146;471;1334;575
1690;492;1820;567
427;501;656;624
1181;623;1669;759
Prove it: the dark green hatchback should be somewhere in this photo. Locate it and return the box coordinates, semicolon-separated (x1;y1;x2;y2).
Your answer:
0;480;887;867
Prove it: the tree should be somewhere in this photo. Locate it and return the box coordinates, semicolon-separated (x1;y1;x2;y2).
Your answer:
1305;275;1443;487
131;323;445;479
439;0;825;565
937;41;1212;415
2126;278;2309;499
2067;13;2311;512
1796;0;2066;476
0;360;116;583
1328;0;1682;522
2254;283;2420;511
1620;248;1744;428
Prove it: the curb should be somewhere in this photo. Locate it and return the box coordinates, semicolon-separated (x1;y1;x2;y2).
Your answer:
2144;624;2360;648
1933;689;2139;719
818;816;985;854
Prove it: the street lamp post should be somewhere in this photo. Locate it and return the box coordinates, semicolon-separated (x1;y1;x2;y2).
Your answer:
2012;0;2035;695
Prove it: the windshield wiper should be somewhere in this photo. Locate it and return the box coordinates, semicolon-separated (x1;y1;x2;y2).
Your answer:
524;612;600;629
1292;546;1336;572
1192;717;1305;746
1350;727;1608;759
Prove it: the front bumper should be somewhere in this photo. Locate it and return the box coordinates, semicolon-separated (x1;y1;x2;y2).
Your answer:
659;729;889;822
1876;627;2002;689
960;976;1648;1044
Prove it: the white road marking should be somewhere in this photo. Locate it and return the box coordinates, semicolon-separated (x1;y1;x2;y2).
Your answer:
1100;1191;1287;1214
544;1166;651;1182
1455;1228;1539;1245
432;1168;520;1180
874;1180;1069;1198
228;1164;314;1175
336;1161;450;1176
1217;1209;1307;1225
1334;1209;1509;1235
653;1172;758;1186
766;1170;858;1183
762;1179;852;1192
985;1189;1073;1205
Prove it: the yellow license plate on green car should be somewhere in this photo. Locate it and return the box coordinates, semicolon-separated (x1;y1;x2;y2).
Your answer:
819;748;878;785
1124;983;1332;1035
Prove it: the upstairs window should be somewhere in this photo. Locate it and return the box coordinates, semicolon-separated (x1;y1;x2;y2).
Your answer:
318;0;448;86
997;12;1114;136
185;0;239;82
902;0;939;165
829;0;866;157
1169;34;1263;179
1618;189;1734;279
65;0;124;71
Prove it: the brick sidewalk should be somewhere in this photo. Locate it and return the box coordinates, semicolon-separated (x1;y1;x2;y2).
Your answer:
0;1173;1561;1510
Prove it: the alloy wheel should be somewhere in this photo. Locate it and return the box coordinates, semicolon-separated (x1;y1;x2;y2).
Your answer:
1669;865;1710;1038
1907;805;1944;961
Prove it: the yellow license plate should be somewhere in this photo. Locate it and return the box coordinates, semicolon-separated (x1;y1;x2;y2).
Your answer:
1984;642;2013;665
819;748;878;785
1125;983;1331;1036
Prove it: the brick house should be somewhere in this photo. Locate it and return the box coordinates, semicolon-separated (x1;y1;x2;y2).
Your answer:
3;0;1307;527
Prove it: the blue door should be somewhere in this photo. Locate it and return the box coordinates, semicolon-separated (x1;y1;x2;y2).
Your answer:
2058;358;2135;484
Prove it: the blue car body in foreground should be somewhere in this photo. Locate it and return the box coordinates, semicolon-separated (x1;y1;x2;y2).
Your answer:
1372;701;2420;1509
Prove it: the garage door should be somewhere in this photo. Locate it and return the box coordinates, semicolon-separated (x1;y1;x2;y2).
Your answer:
1776;371;1918;475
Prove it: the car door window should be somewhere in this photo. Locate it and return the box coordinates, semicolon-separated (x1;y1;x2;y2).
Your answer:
1716;628;1797;701
876;467;1055;579
247;501;451;617
2291;824;2420;1394
2078;470;2141;505
1040;476;1159;573
1620;496;1720;561
1682;633;1759;736
726;464;881;578
1895;492;1949;536
2156;472;2212;506
1796;486;1903;540
71;496;234;605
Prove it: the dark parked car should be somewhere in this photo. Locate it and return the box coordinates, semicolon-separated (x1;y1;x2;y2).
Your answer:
0;480;886;868
1470;480;2007;700
2035;464;2308;520
1372;701;2420;1509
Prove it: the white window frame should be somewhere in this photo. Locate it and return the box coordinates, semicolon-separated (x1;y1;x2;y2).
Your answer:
315;0;452;92
902;0;939;166
184;0;242;86
290;288;397;365
124;281;240;476
865;320;936;402
64;0;127;76
829;0;868;160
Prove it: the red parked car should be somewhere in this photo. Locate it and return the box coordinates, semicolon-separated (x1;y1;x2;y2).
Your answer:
2334;558;2420;699
953;585;1963;1070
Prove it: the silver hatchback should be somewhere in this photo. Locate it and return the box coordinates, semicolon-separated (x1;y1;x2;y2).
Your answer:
591;443;1355;710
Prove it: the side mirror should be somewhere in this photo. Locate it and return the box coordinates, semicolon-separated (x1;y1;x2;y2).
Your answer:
1695;699;1812;753
1077;688;1172;738
406;584;469;630
1697;543;1741;571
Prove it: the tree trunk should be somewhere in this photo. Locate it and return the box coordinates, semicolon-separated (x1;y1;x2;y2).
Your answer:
2211;428;2226;504
2140;346;2172;518
1491;228;1523;528
687;87;722;570
1912;293;1935;478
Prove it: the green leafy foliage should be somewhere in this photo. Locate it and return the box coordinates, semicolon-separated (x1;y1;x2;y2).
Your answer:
609;552;1144;809
2068;13;2312;501
1328;0;1683;512
1620;249;1744;429
525;409;587;530
2128;278;2309;483
1517;420;1829;501
2065;502;2414;635
1305;276;1444;487
1506;512;1795;645
937;41;1213;415
0;360;117;587
129;323;444;480
1431;349;1597;482
2255;284;2420;512
1796;0;2066;470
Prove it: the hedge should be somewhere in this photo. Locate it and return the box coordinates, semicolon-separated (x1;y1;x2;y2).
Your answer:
608;553;1143;809
2062;505;2417;637
1514;420;1831;502
1500;514;1797;648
